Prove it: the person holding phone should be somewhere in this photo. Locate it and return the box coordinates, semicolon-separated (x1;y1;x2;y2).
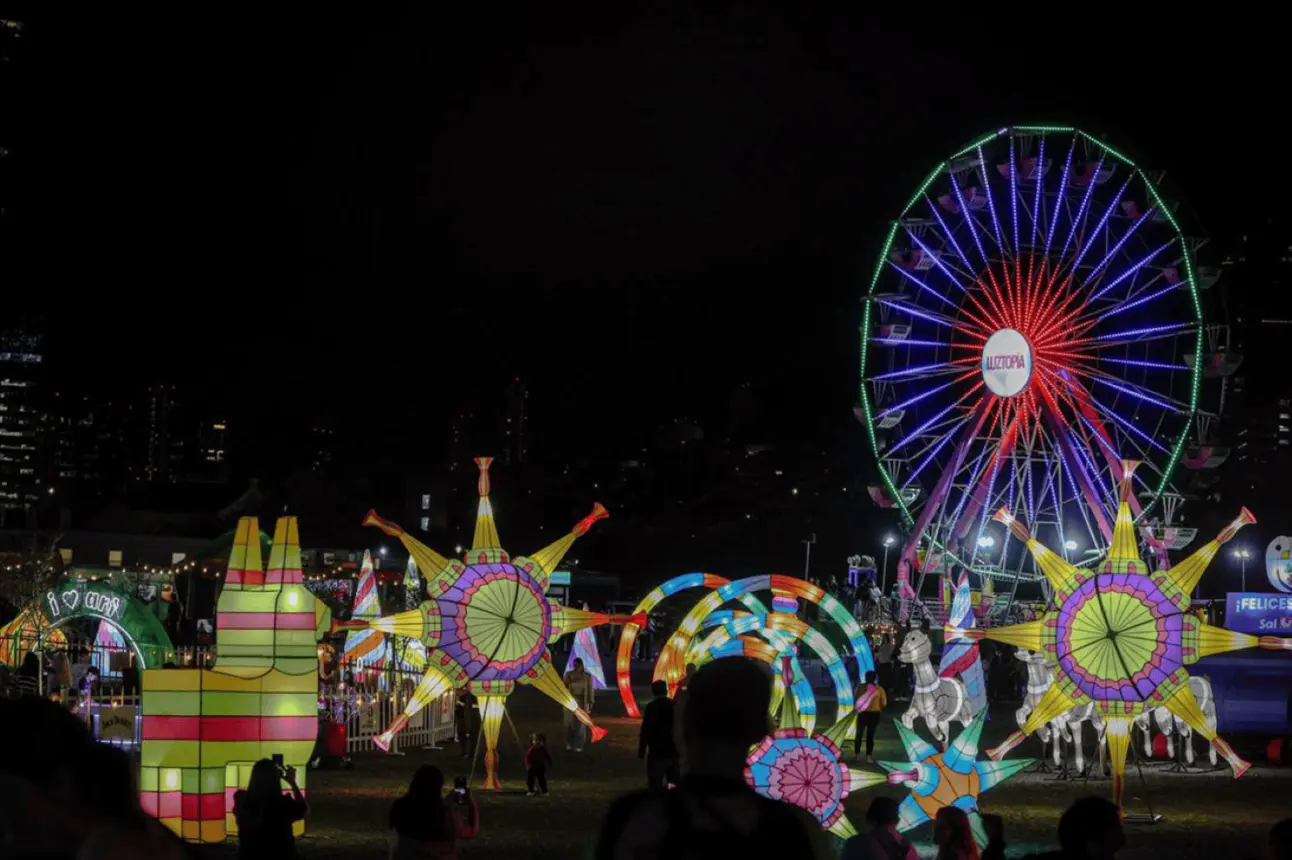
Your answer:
389;765;479;860
233;758;308;860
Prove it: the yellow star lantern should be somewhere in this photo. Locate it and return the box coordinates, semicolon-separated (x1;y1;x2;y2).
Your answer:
948;460;1292;806
342;457;639;789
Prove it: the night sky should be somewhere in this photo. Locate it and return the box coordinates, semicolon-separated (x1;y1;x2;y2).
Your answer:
6;9;1284;576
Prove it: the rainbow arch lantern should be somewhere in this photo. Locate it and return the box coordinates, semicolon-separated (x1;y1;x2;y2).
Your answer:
139;516;331;843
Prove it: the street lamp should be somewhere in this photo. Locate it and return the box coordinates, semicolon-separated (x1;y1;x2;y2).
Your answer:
881;535;896;592
977;536;996;549
1232;547;1252;591
802;534;817;581
1064;539;1078;552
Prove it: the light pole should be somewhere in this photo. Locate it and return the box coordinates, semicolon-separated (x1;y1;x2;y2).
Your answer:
802;533;817;581
881;535;896;592
1233;547;1252;591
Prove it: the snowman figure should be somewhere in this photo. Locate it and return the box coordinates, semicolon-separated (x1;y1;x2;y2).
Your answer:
1266;536;1292;594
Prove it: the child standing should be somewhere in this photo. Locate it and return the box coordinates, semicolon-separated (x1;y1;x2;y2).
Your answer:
525;733;552;796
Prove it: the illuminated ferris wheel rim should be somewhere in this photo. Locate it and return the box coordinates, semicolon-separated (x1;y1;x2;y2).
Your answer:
858;125;1207;580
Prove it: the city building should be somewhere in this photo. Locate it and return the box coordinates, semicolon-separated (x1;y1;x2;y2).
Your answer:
0;327;43;526
1214;220;1292;526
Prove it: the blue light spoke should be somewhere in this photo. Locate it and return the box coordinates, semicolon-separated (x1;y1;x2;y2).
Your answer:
1009;136;1020;256
977;146;1006;254
1094;321;1191;344
879;299;958;329
902;421;965;489
1094;356;1187;372
926;200;976;278
888;263;959;309
1069;176;1133;276
1085;393;1170;454
873;337;954;348
886;400;969;458
1058;154;1105;264
1091;374;1183;412
1081;209;1153;289
1088;240;1176;303
1045;142;1077;255
1031;136;1045;250
1096;281;1180;323
951;172;990;269
877;377;964;419
1025;449;1035;524
950;443;991;529
872;362;961;382
904;226;969;293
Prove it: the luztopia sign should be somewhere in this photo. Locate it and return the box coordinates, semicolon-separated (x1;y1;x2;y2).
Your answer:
45;583;127;623
981;328;1032;398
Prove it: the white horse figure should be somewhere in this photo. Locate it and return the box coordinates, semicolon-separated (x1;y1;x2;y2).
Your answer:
898;627;972;747
1015;648;1106;774
1134;675;1218;767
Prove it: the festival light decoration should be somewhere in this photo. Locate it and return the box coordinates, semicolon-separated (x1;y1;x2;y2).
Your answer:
879;711;1034;847
139;517;331;843
0;608;66;667
689;609;852;733
656;575;874;701
344;457;640;789
615;572;774;718
564;617;608;690
953;461;1292;806
342;550;390;668
746;688;886;838
937;572;986;714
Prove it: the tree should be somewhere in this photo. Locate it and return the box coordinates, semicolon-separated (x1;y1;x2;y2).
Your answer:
0;536;65;693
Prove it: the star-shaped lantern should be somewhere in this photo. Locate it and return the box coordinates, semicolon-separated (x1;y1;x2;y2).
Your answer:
342;458;641;789
951;460;1292;807
879;711;1033;846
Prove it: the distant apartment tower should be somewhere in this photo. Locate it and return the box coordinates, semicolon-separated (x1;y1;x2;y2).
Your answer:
144;384;185;482
0;327;42;524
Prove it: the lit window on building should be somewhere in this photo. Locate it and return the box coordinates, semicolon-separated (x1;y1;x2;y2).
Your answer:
421;494;430;510
420;516;430;532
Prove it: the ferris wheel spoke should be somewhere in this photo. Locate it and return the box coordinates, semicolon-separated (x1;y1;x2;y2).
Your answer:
1094;280;1181;324
878;298;963;331
1087;238;1178;304
926;200;979;280
877;377;970;420
1043;141;1078;256
1008;136;1022;258
1079;390;1171;455
956;166;992;272
1029;134;1046;251
902;413;973;489
976;145;1008;258
1080;208;1155;291
1057;154;1105;264
885;390;983;458
872;361;977;383
1091;321;1193;347
888;263;961;310
1065;175;1134;282
904;225;971;293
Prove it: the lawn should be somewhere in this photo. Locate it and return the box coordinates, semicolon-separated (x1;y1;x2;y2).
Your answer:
203;687;1288;859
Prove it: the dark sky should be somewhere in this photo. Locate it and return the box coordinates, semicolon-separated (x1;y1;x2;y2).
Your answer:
10;8;1282;470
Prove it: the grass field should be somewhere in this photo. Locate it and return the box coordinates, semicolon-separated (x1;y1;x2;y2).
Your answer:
205;686;1288;859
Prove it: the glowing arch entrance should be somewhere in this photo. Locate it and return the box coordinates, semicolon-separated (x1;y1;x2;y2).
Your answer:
40;579;176;668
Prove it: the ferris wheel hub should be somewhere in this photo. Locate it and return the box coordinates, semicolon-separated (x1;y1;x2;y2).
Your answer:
981;328;1033;398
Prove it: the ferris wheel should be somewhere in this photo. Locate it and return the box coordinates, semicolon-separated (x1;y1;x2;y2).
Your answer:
858;126;1231;607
